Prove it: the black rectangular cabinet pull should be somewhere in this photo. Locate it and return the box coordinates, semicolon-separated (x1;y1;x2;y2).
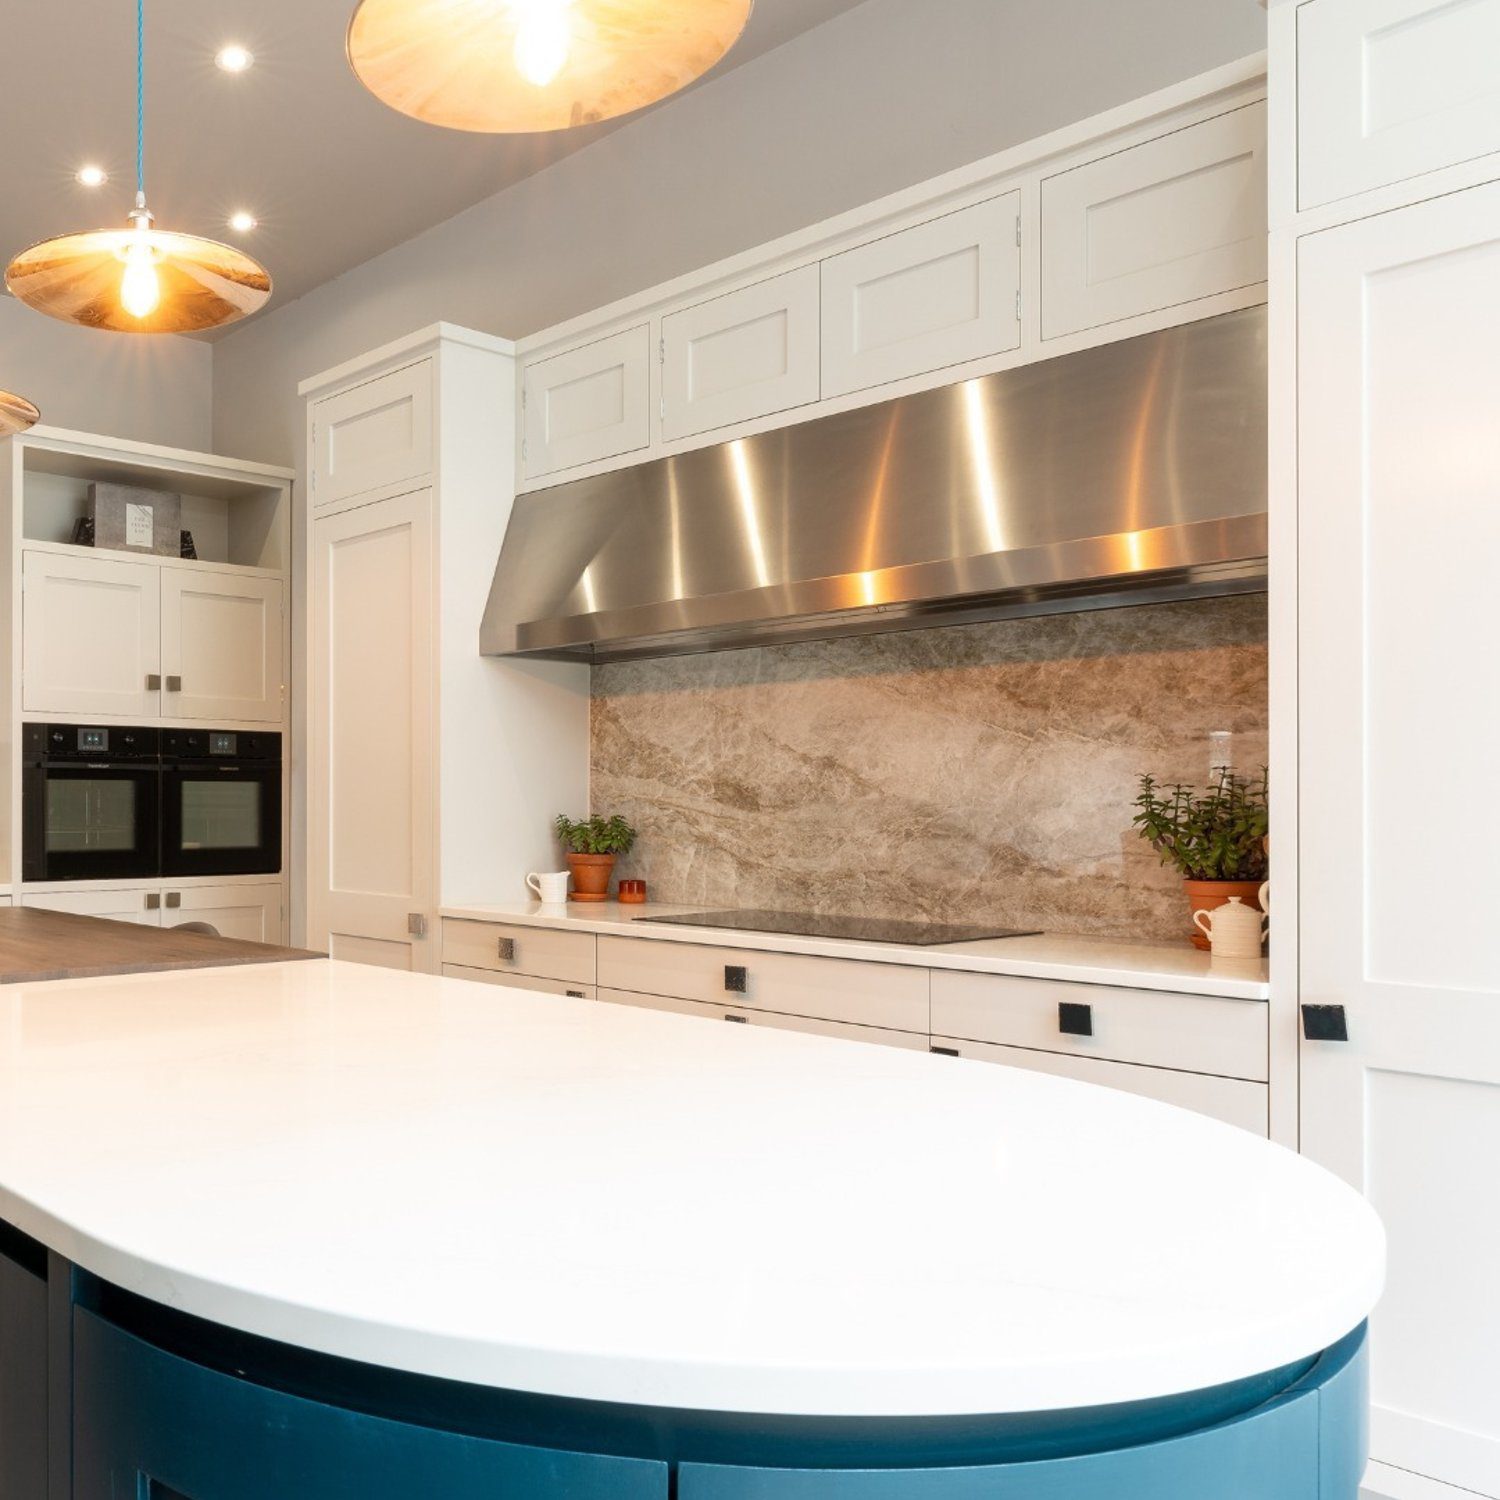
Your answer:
1058;1002;1094;1037
723;1013;748;1024
930;1046;960;1057
724;965;748;994
1302;1004;1349;1042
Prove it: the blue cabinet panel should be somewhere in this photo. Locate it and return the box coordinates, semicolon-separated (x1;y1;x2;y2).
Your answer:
72;1310;668;1500
680;1330;1368;1500
0;1232;47;1500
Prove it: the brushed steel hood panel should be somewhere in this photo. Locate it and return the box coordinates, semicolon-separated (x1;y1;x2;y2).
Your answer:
481;307;1267;662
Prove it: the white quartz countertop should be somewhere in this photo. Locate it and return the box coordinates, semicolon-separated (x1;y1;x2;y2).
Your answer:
441;900;1270;1000
0;959;1377;1416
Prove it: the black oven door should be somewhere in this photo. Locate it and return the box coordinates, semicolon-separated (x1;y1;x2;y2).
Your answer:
22;764;161;882
161;761;282;878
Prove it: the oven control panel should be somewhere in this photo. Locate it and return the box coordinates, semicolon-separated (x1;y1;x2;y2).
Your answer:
160;728;282;762
23;724;160;763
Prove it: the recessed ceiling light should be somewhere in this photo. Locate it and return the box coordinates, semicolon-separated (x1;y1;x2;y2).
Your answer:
76;164;108;188
215;43;253;73
228;211;257;233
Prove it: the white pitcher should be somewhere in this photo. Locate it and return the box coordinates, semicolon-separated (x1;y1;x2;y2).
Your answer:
1193;896;1267;960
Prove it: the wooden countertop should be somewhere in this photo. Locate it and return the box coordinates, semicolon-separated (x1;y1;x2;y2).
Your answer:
0;907;320;984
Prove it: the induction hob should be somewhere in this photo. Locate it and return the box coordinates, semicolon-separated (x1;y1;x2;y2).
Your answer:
632;909;1040;946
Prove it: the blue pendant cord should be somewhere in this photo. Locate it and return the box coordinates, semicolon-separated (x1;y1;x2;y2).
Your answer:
135;0;145;199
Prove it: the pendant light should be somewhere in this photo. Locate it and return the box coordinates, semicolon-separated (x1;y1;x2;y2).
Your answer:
347;0;755;134
0;391;40;437
5;0;271;334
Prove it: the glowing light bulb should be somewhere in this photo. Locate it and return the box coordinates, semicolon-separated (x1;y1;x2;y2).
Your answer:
119;226;160;319
513;0;572;87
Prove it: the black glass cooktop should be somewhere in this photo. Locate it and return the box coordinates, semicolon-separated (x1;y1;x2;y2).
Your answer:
633;909;1040;946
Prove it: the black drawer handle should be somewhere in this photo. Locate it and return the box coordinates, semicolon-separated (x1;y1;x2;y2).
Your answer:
723;1013;748;1024
1302;1004;1348;1042
566;990;585;999
724;964;748;994
930;1045;960;1058
1058;1002;1093;1037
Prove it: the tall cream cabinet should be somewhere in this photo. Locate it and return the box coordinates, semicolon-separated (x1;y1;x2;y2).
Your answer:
1269;4;1500;1497
302;325;589;972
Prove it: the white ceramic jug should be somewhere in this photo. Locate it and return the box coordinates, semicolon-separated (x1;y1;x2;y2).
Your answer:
1193;896;1267;960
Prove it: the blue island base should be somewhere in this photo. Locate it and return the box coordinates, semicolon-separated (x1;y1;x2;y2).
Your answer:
0;1221;1367;1500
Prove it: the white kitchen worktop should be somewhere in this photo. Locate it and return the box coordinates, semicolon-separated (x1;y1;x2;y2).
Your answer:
442;900;1271;1000
0;959;1376;1416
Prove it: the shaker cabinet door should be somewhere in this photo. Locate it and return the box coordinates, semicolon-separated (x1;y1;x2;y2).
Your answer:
310;359;433;510
1041;103;1267;340
22;549;161;718
821;193;1021;398
660;268;821;442
160;570;283;723
1297;179;1500;1497
1298;0;1500;210
522;326;652;480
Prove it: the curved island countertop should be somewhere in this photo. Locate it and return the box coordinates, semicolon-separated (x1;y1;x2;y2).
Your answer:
0;958;1380;1421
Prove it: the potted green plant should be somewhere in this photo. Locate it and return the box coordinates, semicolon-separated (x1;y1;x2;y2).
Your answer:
554;814;638;903
1132;768;1269;950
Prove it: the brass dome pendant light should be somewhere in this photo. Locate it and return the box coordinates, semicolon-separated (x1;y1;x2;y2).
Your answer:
347;0;755;134
0;391;40;437
5;0;271;334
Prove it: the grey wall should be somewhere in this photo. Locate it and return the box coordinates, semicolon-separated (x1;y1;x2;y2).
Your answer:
210;0;1265;465
0;298;212;451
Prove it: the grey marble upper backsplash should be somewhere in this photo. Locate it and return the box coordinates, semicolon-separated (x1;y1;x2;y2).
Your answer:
591;596;1268;943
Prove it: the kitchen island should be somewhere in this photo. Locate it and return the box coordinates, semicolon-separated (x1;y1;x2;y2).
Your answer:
0;959;1381;1498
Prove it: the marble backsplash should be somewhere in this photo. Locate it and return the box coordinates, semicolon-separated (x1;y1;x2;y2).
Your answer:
590;596;1268;943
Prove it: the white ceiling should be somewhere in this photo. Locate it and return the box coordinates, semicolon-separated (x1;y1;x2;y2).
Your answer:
0;0;871;323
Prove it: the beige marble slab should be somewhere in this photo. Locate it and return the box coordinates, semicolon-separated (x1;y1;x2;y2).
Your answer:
590;596;1269;946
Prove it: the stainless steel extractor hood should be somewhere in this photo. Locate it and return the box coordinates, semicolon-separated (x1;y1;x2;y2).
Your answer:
481;306;1267;663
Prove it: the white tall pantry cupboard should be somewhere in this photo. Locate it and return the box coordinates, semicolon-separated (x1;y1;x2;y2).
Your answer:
302;325;589;971
1270;4;1500;1498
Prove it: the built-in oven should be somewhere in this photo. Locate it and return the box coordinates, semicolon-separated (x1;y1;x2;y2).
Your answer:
160;728;282;878
22;724;161;883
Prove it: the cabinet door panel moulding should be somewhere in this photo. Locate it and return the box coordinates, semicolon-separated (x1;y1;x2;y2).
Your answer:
523;326;651;479
311;360;433;510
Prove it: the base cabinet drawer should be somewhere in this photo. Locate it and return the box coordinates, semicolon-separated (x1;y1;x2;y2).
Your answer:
1041;102;1267;339
930;1035;1269;1135
931;970;1267;1081
443;965;596;1000
442;920;595;985
597;989;925;1051
597;937;928;1033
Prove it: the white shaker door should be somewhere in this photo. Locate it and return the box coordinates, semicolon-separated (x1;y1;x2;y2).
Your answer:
311;359;433;511
163;883;283;945
160;569;283;723
310;491;436;972
1298;180;1500;1498
522;326;652;480
22;550;161;718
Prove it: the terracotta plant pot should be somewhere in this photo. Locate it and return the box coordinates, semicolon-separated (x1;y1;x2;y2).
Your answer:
566;852;616;903
1183;879;1264;951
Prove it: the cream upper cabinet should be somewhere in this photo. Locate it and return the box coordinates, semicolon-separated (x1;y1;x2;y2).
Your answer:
1298;0;1500;210
311;359;433;510
160;571;283;723
522;325;651;479
22;550;161;718
660;266;821;442
821;193;1022;398
1041;103;1268;340
1297;179;1500;1498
